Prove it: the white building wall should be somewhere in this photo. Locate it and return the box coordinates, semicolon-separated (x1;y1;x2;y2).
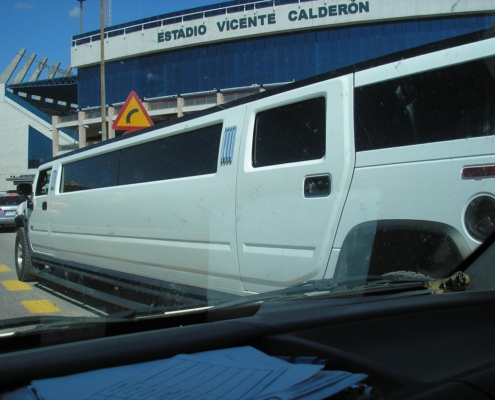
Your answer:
0;85;72;193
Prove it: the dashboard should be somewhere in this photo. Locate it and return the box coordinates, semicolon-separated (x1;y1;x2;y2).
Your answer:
1;288;495;399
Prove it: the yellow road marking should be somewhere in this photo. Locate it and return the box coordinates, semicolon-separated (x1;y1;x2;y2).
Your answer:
21;300;61;314
2;280;32;291
0;265;10;272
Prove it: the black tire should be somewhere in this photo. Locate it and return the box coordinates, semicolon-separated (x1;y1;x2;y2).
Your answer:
15;227;36;282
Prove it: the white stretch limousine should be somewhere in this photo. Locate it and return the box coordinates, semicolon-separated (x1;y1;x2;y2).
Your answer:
15;30;495;306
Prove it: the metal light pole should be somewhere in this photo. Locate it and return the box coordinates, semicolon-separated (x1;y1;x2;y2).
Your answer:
100;0;107;141
77;0;86;34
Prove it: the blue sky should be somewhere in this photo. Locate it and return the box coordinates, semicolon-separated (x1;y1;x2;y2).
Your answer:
0;0;221;80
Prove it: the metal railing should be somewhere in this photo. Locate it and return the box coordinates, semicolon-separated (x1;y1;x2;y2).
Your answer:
184;95;217;107
59;144;79;151
148;101;176;111
59;114;78;123
71;0;302;46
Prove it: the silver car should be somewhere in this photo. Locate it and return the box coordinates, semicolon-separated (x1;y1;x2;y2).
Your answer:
0;194;25;228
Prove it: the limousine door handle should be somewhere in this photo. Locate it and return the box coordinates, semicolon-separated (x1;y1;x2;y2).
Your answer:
304;175;331;198
42;201;48;211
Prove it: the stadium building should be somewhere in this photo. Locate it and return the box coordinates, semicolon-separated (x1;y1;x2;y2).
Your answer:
1;0;494;192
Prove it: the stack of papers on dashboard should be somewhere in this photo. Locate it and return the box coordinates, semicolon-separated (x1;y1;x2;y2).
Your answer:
24;346;368;399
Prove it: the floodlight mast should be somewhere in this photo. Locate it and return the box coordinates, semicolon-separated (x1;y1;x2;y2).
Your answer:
76;0;86;34
100;0;107;141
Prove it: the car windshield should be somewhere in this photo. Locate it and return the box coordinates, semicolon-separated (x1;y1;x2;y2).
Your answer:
1;1;495;398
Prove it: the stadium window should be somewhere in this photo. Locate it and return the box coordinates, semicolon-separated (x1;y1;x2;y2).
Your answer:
454;18;466;29
465;16;477;29
361;26;373;38
305;32;316;44
316;30;327;43
442;19;455;31
240;41;250;52
383;23;395;35
339;28;350;40
419;20;430;33
28;126;52;169
328;28;339;40
430;20;442;31
394;22;407;34
252;97;326;168
190;48;200;59
295;33;305;45
406;21;419;33
350;27;362;39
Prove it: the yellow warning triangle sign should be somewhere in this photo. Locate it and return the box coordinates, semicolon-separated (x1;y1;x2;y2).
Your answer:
112;91;154;132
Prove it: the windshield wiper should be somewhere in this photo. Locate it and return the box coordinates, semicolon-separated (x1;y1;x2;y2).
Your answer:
79;272;472;321
0;315;109;337
211;272;471;311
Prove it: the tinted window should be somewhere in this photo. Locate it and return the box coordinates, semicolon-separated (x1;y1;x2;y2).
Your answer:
35;169;52;196
253;97;326;168
354;56;495;151
62;152;119;192
0;196;24;206
118;124;222;186
61;125;222;193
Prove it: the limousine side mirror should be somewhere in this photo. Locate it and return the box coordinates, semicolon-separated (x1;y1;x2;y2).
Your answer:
17;183;33;211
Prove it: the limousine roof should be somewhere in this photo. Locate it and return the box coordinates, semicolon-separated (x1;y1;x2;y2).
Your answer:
51;26;495;163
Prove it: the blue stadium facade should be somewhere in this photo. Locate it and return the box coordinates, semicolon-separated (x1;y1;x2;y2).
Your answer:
72;0;495;109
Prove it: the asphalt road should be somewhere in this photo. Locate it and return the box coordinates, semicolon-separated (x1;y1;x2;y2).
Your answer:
0;227;104;328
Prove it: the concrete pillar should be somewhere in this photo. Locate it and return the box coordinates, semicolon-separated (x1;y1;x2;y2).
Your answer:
78;111;87;149
0;49;25;84
216;91;225;105
52;115;60;157
107;106;115;139
177;96;184;118
29;57;47;82
47;62;61;79
12;53;36;84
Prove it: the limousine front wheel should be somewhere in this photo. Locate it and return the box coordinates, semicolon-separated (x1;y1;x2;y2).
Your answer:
15;227;35;282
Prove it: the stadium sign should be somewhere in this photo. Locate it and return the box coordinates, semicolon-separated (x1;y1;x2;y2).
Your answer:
71;0;494;68
157;2;370;44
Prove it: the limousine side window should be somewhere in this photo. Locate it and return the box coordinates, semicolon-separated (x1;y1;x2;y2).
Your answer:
62;152;119;192
60;124;223;193
118;123;222;185
354;55;495;151
252;97;326;168
35;168;51;196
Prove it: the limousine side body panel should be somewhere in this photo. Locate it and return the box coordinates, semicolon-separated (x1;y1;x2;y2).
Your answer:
42;110;248;296
236;75;355;293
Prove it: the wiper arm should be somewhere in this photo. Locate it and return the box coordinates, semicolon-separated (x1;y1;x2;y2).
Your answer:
0;315;107;336
425;271;470;293
98;273;472;320
212;274;437;311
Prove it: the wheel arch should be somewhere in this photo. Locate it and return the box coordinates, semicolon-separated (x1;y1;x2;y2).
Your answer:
333;219;472;280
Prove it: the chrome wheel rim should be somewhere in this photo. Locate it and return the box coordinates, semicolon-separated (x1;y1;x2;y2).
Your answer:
16;242;23;269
